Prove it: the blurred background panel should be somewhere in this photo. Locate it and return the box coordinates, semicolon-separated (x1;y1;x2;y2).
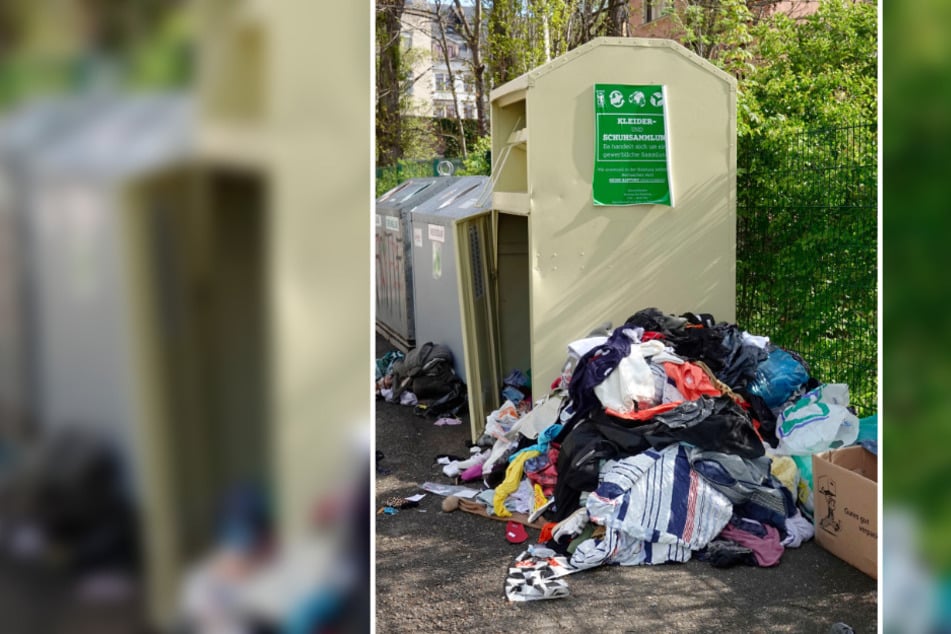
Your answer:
883;0;951;631
0;1;371;632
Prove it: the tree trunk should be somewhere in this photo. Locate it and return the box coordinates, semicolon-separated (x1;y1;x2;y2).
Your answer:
376;0;405;167
433;0;467;158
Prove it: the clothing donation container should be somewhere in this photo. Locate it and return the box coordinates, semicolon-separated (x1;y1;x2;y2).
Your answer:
410;175;491;379
376;176;456;350
457;38;737;441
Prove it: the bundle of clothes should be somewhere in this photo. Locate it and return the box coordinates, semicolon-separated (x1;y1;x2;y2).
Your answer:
376;343;468;419
436;308;865;601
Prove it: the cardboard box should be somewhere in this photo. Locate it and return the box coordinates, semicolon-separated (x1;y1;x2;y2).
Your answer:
812;445;878;578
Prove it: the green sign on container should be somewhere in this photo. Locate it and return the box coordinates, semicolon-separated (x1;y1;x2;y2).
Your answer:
593;84;672;206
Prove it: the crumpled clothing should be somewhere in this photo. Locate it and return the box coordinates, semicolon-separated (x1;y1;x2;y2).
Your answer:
526;448;559;498
375;350;404;380
561;327;643;434
728;515;767;537
592;340;667;416
493;450;541;518
663;361;723;401
687;448;787;519
400;391;418;406
551;398;761;523
769;454;801;501
699;540;758;568
624;308;688;336
475;478;534;516
604;400;682;422
651;363;687;406
648;395;765;459
510;423;564;464
741;332;770;349
781;510;815;548
716;327;768;390
571;444;733;568
719;521;784;567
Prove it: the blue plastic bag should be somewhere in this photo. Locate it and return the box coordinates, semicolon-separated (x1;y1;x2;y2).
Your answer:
747;348;809;408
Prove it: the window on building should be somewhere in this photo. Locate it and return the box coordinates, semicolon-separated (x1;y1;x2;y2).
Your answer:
645;0;667;22
434;100;457;118
463;103;476;119
435;73;450;91
401;32;412;50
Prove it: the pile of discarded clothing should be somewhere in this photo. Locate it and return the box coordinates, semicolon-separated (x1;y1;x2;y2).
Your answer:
376;342;467;419
436;308;869;602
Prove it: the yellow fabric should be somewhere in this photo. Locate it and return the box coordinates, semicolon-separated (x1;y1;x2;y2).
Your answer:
493;450;541;518
532;483;548;513
770;455;800;499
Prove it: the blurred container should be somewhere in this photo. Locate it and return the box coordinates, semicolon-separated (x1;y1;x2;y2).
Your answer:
0;97;107;441
375;177;455;350
410;175;491;382
26;94;194;495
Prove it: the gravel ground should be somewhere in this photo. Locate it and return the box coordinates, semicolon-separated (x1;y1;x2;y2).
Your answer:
374;335;877;634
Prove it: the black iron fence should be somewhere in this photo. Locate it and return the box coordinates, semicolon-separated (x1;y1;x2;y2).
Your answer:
736;123;877;416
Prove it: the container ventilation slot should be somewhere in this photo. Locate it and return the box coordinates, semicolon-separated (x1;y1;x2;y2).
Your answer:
469;225;484;300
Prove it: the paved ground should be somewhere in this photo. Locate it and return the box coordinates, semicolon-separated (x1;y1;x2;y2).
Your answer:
0;555;148;634
374;335;877;634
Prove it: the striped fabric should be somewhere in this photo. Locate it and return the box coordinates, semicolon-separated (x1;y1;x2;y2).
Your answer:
572;443;733;568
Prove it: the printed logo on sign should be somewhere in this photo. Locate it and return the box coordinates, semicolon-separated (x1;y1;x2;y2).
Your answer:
609;90;625;108
629;90;646;107
650;91;664;107
596;90;606;108
428;224;445;243
385;216;400;232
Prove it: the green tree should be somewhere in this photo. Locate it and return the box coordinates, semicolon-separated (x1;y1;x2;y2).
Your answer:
376;0;406;167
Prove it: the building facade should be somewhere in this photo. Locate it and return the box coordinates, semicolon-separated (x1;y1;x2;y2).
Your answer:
628;0;821;38
401;1;480;120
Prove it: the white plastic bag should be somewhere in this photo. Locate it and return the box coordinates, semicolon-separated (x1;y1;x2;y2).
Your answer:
484;400;521;440
776;383;859;455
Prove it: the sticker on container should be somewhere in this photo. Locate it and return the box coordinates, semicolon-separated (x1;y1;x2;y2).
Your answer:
376;215;382;227
385;216;400;232
593;83;673;206
414;228;423;248
428;224;445;243
432;241;443;280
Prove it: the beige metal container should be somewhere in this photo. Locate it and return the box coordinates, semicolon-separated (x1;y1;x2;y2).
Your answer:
457;38;737;442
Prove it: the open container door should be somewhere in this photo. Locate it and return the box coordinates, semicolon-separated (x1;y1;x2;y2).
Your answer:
454;210;500;443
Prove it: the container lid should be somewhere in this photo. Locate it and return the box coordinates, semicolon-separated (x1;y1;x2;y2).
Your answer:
376;176;457;213
410;175;491;224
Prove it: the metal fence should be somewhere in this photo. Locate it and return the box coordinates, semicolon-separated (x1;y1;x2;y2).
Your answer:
375;158;465;197
736;123;877;416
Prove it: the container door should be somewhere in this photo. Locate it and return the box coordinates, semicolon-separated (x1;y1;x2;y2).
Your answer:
455;212;500;442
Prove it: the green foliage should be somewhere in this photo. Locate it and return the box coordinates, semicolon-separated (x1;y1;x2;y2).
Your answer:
487;0;574;87
435;117;480;158
743;0;877;135
457;134;491;175
733;1;878;417
376;159;436;198
401;114;439;160
125;7;193;90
